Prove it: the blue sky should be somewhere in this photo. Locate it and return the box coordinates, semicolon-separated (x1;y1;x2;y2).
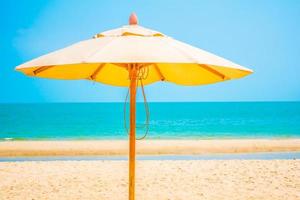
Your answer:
0;0;299;102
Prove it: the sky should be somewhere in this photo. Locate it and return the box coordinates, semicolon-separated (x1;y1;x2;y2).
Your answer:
0;0;299;103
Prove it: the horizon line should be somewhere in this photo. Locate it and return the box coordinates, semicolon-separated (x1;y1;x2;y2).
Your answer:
0;100;299;104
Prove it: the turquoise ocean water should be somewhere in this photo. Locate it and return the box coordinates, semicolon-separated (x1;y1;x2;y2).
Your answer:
0;102;299;140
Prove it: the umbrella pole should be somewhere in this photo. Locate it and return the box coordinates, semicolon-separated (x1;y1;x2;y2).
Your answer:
129;64;137;200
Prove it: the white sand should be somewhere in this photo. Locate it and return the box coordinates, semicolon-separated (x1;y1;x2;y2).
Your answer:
0;160;299;200
1;139;300;156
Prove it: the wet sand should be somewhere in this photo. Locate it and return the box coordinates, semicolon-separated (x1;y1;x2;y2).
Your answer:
0;139;300;157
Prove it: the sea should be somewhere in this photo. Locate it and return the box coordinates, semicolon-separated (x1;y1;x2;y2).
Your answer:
0;102;299;140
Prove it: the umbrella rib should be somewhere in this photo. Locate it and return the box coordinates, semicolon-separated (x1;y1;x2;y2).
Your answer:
153;64;165;81
163;38;228;80
33;65;54;75
200;64;227;80
89;63;105;80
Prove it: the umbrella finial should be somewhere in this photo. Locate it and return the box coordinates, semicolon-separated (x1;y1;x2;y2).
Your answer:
129;12;138;25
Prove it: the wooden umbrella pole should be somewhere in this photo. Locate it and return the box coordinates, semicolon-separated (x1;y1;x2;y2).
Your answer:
129;63;137;200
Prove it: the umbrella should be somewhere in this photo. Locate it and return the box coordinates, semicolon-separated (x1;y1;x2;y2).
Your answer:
15;13;253;200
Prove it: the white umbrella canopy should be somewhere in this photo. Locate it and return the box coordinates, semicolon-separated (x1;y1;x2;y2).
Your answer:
16;18;252;87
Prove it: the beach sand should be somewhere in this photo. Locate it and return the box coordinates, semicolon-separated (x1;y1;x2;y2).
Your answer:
0;160;299;200
1;139;300;156
1;139;300;199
